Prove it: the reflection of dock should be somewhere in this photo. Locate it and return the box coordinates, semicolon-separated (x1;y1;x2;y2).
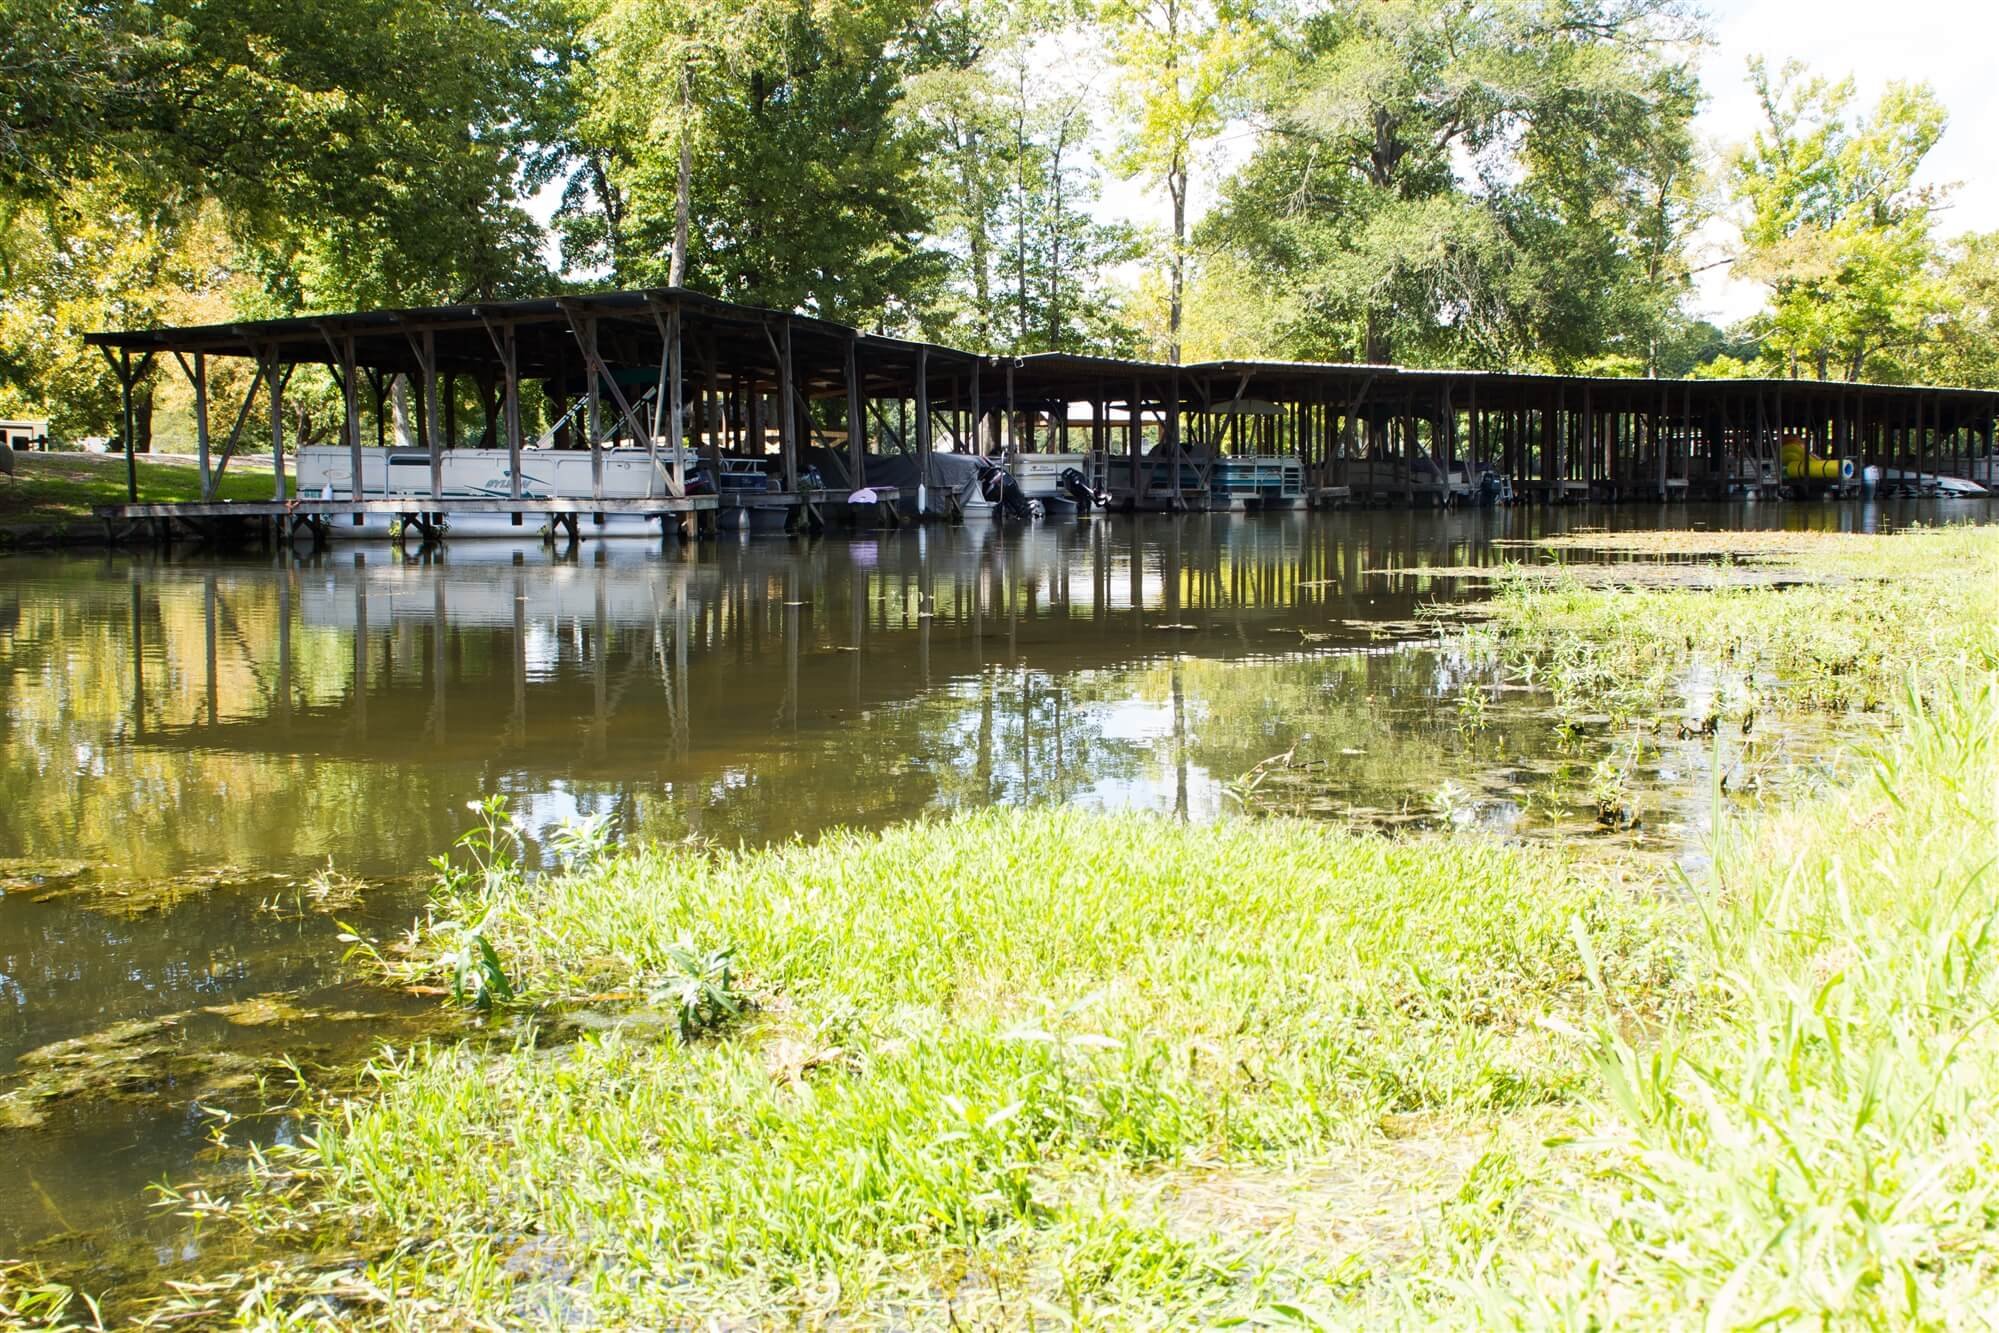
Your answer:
119;516;1537;775
101;495;718;546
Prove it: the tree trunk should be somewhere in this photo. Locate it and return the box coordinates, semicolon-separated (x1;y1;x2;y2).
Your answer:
1364;311;1390;366
670;66;693;288
1168;151;1186;365
590;153;624;279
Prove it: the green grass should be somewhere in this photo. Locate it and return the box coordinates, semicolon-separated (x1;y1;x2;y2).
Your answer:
1452;670;1999;1325
0;451;274;532
42;523;1997;1329
1465;524;1999;727
186;815;1683;1326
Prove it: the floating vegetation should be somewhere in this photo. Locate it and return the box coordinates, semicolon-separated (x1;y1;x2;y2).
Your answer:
201;995;316;1028
7;866;302;918
0;858;92;897
2;1013;269;1119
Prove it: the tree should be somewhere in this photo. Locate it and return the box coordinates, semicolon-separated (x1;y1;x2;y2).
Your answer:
1732;61;1947;382
1100;0;1258;363
0;0;560;445
548;0;950;327
1196;0;1704;370
1921;232;1999;389
908;0;1140;352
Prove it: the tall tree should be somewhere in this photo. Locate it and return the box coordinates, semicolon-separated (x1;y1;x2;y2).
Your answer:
908;1;1139;352
549;0;949;327
1917;232;1999;389
0;0;561;439
1100;0;1257;363
1197;0;1703;369
1732;61;1947;381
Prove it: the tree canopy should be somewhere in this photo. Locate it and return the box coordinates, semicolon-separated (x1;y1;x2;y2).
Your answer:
3;0;1997;443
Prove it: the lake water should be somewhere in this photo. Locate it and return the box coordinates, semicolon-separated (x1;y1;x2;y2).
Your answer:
0;500;1977;1293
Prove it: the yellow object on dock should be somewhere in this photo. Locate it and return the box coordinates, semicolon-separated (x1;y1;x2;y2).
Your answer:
1781;439;1855;482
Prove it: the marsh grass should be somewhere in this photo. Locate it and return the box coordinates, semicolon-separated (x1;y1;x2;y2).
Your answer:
1440;670;1999;1326
1464;526;1999;729
180;817;1687;1327
118;525;1999;1329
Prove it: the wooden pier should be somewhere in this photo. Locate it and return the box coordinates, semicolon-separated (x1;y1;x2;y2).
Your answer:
80;286;1996;547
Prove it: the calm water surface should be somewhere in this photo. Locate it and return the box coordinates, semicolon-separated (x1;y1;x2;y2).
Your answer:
0;500;1979;1288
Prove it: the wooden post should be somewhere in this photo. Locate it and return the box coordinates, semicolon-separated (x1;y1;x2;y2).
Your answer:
422;330;442;503
969;358;982;460
1129;375;1142;504
1467;379;1479;474
267;349;287;502
342;335;363;517
1441;382;1455;474
778;319;799;493
846;336;866;487
192;353;210;497
503;323;523;501
702;340;722;485
915;346;932;492
586;316;604;503
1004;361;1015;457
668;303;686;494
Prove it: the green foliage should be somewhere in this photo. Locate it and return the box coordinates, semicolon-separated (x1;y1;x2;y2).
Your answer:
549;0;950;325
1101;0;1261;360
1469;526;1999;727
222;807;1677;1323
1922;230;1999;388
646;942;745;1041
905;1;1142;352
1732;60;1948;382
120;527;1999;1325
5;0;1989;411
1196;0;1706;370
1460;669;1999;1323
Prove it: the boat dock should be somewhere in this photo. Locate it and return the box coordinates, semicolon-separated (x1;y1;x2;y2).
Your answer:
83;286;1997;547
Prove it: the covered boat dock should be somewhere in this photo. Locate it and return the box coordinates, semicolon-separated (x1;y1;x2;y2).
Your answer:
86;287;1999;543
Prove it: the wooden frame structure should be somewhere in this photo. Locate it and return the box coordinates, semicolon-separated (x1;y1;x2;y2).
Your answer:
87;287;1999;533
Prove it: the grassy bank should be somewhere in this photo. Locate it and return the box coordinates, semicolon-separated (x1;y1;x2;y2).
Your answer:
186;816;1687;1326
22;525;1995;1328
1468;523;1999;727
0;451;272;537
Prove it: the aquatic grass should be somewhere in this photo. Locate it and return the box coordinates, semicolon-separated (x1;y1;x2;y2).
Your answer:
126;525;1999;1327
199;814;1689;1326
1420;669;1999;1326
1465;526;1999;728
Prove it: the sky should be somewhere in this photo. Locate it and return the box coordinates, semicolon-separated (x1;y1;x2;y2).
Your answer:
1689;0;1999;322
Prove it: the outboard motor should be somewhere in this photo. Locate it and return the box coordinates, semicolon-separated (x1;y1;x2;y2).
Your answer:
1059;466;1108;511
975;457;1036;521
1478;469;1503;507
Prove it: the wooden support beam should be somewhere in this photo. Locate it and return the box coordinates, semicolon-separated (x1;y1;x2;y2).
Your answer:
778;319;799;493
699;337;723;484
504;324;523;500
169;350;211;497
846;336;866;488
915;346;932;494
555;304;641;440
341;334;363;517
266;347;287;502
644;298;688;498
400;327;443;503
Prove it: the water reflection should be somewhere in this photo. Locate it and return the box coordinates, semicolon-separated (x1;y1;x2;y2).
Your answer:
0;499;1980;1276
